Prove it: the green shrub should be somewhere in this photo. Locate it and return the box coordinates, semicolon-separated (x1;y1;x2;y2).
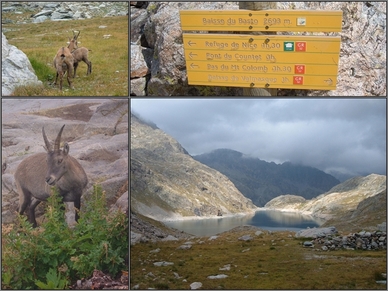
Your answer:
1;184;128;289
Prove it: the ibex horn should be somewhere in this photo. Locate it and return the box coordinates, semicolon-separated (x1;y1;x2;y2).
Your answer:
42;127;52;152
54;125;66;152
73;31;80;40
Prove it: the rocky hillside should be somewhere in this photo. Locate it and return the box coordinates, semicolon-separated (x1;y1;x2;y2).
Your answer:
265;174;386;231
131;114;257;220
2;2;128;24
193;149;340;207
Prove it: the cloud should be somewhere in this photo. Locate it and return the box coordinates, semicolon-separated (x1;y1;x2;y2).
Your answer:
131;98;386;177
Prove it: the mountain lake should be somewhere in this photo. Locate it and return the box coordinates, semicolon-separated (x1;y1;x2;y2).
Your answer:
163;209;323;236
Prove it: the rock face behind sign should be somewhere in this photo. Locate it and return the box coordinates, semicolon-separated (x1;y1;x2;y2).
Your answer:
130;1;386;96
2;33;42;96
131;113;257;220
278;1;386;97
130;2;241;96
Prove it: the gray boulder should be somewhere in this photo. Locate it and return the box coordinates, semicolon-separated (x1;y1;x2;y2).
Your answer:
207;274;228;279
2;33;42;96
153;261;174;267
190;282;202;290
296;227;338;238
238;235;252;241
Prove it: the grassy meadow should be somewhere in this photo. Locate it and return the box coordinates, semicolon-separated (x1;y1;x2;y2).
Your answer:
130;228;386;289
2;14;128;96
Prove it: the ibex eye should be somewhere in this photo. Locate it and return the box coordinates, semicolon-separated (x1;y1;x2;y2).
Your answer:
58;159;63;164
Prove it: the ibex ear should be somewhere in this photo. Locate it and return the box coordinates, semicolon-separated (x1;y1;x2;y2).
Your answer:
63;143;70;155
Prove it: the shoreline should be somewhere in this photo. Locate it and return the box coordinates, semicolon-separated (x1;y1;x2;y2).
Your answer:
158;207;321;223
159;208;258;222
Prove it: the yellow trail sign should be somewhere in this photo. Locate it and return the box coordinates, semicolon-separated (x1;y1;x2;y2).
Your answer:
180;10;343;32
187;71;337;90
182;33;340;90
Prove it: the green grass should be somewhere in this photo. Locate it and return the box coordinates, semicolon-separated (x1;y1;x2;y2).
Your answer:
3;15;128;96
130;229;386;289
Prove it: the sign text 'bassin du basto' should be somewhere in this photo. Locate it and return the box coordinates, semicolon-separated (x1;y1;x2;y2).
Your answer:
180;10;343;90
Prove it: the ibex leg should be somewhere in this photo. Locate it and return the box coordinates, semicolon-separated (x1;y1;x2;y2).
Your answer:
28;197;42;228
74;62;79;78
87;61;92;75
74;198;81;222
54;72;59;85
18;191;31;216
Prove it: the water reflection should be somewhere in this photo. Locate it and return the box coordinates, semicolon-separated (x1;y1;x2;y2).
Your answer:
163;209;321;236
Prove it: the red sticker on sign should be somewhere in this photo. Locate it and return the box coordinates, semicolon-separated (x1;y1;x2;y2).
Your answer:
296;42;306;52
295;65;305;74
293;76;304;85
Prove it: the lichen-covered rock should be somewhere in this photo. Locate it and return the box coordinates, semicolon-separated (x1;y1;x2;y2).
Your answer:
277;2;386;96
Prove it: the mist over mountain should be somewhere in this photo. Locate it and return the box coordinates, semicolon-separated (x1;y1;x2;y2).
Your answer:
193;149;341;207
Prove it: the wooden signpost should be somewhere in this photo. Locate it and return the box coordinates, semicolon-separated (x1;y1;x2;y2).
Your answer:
180;10;342;91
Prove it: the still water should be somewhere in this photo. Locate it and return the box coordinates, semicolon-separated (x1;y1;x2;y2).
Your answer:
163;209;322;236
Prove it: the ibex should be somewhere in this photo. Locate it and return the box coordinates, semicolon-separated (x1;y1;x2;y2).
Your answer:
14;125;88;227
70;31;92;77
53;45;74;90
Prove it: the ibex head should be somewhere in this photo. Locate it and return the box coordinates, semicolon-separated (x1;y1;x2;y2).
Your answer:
67;31;80;52
42;124;70;186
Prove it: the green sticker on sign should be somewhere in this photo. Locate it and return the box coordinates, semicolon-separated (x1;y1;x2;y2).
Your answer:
284;42;294;51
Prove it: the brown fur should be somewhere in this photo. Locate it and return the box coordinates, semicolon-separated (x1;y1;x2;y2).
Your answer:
53;47;74;90
72;47;92;77
14;125;88;227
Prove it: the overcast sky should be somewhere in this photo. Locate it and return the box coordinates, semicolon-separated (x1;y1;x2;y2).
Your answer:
131;99;386;179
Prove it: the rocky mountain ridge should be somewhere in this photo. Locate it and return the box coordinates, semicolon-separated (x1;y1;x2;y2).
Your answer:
193;148;340;207
131;114;257;220
265;174;386;232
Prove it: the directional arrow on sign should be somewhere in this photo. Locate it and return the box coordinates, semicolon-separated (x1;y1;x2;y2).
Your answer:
187;40;196;46
324;78;333;85
190;63;199;69
188;52;197;59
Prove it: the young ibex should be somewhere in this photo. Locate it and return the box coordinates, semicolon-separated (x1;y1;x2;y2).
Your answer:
53;46;74;90
70;31;92;77
14;125;88;227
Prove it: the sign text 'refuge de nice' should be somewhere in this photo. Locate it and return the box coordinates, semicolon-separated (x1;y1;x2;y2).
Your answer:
180;10;342;90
